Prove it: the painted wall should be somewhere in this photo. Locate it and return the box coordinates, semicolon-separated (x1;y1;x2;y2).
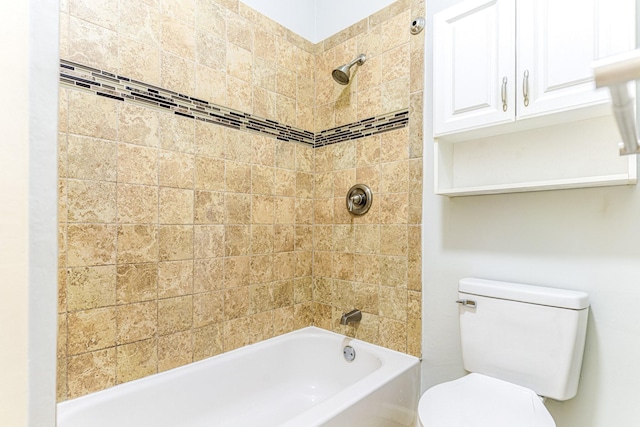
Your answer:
0;0;59;425
239;0;396;43
422;1;640;426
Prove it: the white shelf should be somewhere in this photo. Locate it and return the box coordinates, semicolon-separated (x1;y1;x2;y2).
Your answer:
434;115;638;197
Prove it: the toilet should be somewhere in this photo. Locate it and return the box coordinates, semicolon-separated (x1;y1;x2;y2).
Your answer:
418;278;590;427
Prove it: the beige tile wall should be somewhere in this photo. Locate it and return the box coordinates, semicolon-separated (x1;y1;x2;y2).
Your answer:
311;0;423;356
57;90;315;399
58;0;423;401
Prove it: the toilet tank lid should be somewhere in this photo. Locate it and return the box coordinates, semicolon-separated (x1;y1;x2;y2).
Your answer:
459;278;590;310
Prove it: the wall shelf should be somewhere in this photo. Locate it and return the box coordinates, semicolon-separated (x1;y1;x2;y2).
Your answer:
434;115;638;197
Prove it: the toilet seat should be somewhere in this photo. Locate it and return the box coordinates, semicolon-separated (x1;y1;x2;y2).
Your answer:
418;373;556;427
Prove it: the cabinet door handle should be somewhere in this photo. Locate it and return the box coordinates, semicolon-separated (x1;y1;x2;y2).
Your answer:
523;70;530;107
501;77;508;112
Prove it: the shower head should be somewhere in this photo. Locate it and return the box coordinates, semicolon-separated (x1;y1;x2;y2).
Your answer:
332;54;367;85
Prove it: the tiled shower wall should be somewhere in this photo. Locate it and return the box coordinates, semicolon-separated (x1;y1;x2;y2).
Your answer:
57;0;423;401
311;1;423;355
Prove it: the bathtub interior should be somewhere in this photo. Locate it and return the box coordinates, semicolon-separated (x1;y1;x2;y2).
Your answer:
58;327;418;427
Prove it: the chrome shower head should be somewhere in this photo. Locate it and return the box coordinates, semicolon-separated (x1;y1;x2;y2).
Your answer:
332;54;367;85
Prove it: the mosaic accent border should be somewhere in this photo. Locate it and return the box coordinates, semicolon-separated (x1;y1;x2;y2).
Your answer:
314;110;409;147
59;60;408;147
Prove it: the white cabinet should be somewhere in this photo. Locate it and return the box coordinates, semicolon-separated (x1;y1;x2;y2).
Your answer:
516;0;636;119
434;0;636;136
432;0;637;196
433;0;515;135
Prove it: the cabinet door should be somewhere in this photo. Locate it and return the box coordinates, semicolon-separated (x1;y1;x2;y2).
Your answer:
433;0;516;136
516;0;636;119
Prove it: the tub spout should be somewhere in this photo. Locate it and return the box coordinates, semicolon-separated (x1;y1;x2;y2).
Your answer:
340;309;362;325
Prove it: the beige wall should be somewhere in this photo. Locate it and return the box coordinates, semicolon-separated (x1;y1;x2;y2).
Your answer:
58;0;424;401
1;0;30;419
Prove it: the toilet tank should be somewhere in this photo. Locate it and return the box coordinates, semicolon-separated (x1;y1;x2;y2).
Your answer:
458;278;589;401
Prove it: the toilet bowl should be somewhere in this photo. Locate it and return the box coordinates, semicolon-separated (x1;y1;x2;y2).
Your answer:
417;373;555;427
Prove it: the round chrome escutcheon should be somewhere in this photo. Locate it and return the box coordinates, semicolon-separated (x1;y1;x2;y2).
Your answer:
343;345;356;362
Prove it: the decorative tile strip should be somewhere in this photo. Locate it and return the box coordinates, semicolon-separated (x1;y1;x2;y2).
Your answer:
59;60;408;148
314;110;409;147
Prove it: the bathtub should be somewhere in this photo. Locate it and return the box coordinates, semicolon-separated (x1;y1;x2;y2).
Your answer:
57;326;420;427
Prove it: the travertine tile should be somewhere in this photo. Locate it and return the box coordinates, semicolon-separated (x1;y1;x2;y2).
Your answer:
196;30;226;72
193;324;223;360
116;263;158;304
158;260;193;298
117;225;159;264
194;258;224;292
158;330;193;371
116;301;157;344
161;51;196;95
158;295;193;335
227;12;253;52
249;283;273;313
161;14;196;60
196;65;228;106
274;224;294;253
194;225;225;258
159;150;194;189
118;103;160;147
67;224;116;267
193;291;224;327
380;225;408;256
195;120;226;159
117;143;158;186
252;135;275;166
117;184;159;224
223;317;251;351
195;156;224;191
226;76;252;112
224;225;251;256
68;16;119;73
195;0;225;36
274;197;295;224
67;348;116;399
295;251;312;277
119;0;161;47
116;338;157;384
67;307;116;354
159;113;195;154
159;187;193;224
158;225;194;261
294;277;313;304
69;0;118;31
252;195;274;224
223;256;250;288
119;36;161;86
382;10;411;52
381;160;409;193
67;266;117;311
379;317;407;353
225;160;251;193
251;225;274;254
67;135;116;181
252;165;275;195
67;179;116;223
194;191;225;224
224;286;249;320
249;256;273;286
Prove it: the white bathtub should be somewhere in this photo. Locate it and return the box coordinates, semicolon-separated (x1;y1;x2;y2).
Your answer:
57;326;420;427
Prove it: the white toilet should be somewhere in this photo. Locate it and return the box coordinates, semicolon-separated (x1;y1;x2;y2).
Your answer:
418;278;590;427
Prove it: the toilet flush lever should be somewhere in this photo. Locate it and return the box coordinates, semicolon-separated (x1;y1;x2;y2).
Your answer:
456;299;477;308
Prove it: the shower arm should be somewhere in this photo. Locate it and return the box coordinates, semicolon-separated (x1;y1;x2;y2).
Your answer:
593;49;640;155
347;54;366;68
